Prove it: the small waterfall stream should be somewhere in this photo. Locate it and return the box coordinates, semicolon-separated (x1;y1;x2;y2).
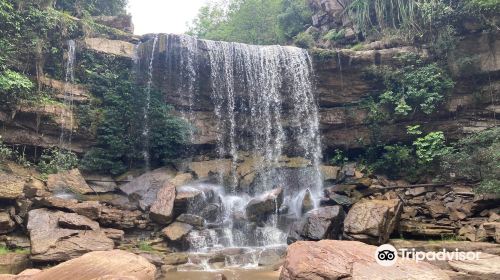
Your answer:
59;40;76;149
142;35;158;171
136;34;323;264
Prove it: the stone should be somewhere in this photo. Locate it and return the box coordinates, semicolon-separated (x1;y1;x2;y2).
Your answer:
23;178;47;198
23;250;156;280
176;214;205;228
320;165;340;181
400;221;456;237
27;208;114;262
163;253;189;265
258;246;287;266
280;240;450;280
458;225;477;242
84;38;136;59
92;14;134;33
344;199;402;245
162;222;193;242
302;206;345;241
46;169;94;195
448;253;500;278
0;253;30;274
0;212;15;234
188;160;231;179
84;174;118;193
102;228;125;243
356;177;372;187
120;168;174;211
427;200;448;219
170;173;193;187
300;189;314;214
322;192;352;207
200;204;221;223
160;265;177;273
149;182;176;225
0;173;25;200
98;207;148;230
245;187;284;221
174;186;205;214
406;187;428;196
138;253;164;267
35;197;102;220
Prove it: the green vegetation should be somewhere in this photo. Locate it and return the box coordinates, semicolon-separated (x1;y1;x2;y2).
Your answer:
293;31;315;48
0;245;29;255
441;128;500;194
0;70;34;108
188;0;312;45
137;241;154;252
37;148;79;177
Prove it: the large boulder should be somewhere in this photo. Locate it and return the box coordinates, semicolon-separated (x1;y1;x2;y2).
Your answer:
245;187;284;221
27;209;114;262
344;199;402;245
46;169;94;195
149;182;176;225
280;240;450;280
119;168;174;211
6;250;156;280
287;206;345;243
33;197;102;220
0;173;25;200
161;222;193;242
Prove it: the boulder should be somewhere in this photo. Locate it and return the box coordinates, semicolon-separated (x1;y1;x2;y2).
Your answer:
288;206;345;243
344;199;402;245
426;200;448;219
46;169;94;195
0;173;25;200
320;165;340;181
174;186;206;214
176;214;205;228
301;189;314;214
84;174;117;193
0;212;16;234
102;228;125;244
280;240;450;280
163;253;189;265
448;253;500;279
245;187;284;221
34;197;102;220
170;173;193;187
0;253;30;274
84;38;136;59
149;182;176;225
162;222;193;242
23;179;47;198
27;208;114;262
257;246;287;266
98;207;148;230
17;250;156;280
120;168;173;211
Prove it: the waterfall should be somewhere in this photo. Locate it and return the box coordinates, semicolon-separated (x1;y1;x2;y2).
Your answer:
142;35;158;171
59;40;76;149
137;34;323;252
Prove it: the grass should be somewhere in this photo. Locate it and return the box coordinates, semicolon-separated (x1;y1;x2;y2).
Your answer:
350;43;364;51
0;245;29;255
137;241;154;252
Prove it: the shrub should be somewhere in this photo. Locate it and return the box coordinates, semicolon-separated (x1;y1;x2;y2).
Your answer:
0;70;34;108
0;136;13;162
293;31;315;48
37;148;79;176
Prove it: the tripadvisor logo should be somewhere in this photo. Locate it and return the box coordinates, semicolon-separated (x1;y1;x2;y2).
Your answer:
375;244;482;266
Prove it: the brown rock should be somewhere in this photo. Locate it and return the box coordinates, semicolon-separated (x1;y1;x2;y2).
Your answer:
0;212;16;234
0;173;25;200
170;173;193;187
344;199;402;245
25;250;155;280
149;182;176;225
27;208;114;262
102;228;125;243
23;179;47;198
84;38;136;59
427;201;448;219
280;240;450;280
245;187;284;221
162;222;193;242
119;168;173;210
163;253;189;265
46;169;94;195
401;221;456;237
320;165;340;181
448;253;500;278
0;253;30;275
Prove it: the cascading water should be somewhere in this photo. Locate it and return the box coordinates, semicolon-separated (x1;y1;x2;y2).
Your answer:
136;34;323;266
59;40;76;149
142;35;158;171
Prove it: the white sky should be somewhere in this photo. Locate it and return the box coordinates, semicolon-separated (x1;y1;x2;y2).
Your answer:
127;0;209;35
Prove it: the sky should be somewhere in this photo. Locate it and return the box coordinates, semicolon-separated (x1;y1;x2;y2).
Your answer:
127;0;209;35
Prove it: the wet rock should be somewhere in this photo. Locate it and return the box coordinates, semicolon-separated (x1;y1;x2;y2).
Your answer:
301;189;314;214
162;222;193;242
287;220;306;244
245;187;284;221
46;169;94;195
27;208;114;262
320;165;340;181
280;240;450;280
344;199;402;245
98;207;149;230
258;246;287;266
321;192;352;207
0;253;30;274
176;214;205;228
0;212;15;234
120;168;174;211
160;264;177;273
0;173;25;200
170;173;193;187
302;206;345;241
200;204;221;223
174;186;206;214
24;250;156;280
163;253;189;265
188;160;231;179
149;182;176;225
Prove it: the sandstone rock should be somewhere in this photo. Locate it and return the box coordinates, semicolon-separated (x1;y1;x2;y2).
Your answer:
0;173;25;200
280;240;450;280
34;197;102;220
458;225;477;241
98;207;148;230
427;201;448;219
258;246;287;266
448;253;500;278
84;174;117;193
27;208;114;262
163;253;189;265
245;187;284;221
188;160;231;179
120;168;173;211
102;228;125;243
322;192;353;207
176;214;205;228
162;222;193;242
344;199;402;245
170;173;193;187
288;206;345;243
400;221;456;237
320;165;340;181
23;179;47;198
23;250;156;280
149;182;176;225
0;212;15;234
46;169;94;195
84;38;136;59
174;186;205;214
0;253;30;275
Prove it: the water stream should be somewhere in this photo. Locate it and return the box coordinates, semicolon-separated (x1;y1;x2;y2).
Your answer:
59;40;76;149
